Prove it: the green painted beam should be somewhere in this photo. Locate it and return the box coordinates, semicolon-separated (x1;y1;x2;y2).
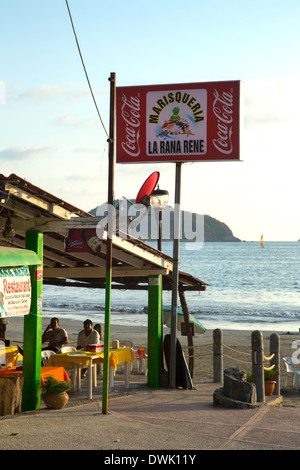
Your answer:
147;275;162;388
22;232;43;412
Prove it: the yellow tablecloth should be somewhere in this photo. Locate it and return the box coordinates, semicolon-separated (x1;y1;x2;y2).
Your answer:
47;348;134;370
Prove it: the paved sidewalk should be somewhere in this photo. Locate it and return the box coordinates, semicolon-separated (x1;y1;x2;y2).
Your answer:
0;380;299;451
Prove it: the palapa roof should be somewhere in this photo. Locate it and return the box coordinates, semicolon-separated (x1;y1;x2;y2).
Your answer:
0;174;207;292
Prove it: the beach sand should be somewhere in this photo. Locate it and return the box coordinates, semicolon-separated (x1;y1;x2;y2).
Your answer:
4;315;300;406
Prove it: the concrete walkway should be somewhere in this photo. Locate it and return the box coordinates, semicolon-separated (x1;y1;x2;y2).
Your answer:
0;378;299;452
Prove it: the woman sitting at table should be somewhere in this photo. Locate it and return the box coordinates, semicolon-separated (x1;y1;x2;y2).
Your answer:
42;317;69;353
77;319;100;350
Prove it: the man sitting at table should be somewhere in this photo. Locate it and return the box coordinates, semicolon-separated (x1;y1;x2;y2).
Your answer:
42;317;69;353
77;319;100;350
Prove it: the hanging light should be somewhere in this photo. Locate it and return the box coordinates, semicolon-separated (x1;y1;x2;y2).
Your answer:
150;186;169;251
3;217;15;238
150;186;169;209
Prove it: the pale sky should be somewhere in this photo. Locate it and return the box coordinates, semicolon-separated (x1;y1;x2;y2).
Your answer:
0;0;299;241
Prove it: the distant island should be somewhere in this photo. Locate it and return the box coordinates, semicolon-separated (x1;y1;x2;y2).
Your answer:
89;201;240;243
200;213;240;242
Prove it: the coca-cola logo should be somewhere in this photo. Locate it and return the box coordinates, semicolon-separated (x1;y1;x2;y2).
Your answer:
121;94;141;157
212;89;234;155
67;240;83;248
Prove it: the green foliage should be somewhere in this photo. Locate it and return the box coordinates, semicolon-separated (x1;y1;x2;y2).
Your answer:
42;375;73;394
264;368;279;381
247;369;279;383
246;369;279;383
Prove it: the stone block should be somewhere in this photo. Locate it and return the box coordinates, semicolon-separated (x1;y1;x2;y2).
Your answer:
223;374;257;403
0;374;24;416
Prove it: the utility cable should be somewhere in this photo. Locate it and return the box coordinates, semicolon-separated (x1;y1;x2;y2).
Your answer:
65;0;109;137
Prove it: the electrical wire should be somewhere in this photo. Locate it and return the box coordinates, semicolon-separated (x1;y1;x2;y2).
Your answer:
65;0;109;137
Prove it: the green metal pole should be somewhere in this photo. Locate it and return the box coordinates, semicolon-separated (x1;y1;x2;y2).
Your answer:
102;72;116;414
22;231;43;411
147;275;162;388
102;268;112;413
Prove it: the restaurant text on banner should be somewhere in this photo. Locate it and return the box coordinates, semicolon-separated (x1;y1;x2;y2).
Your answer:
0;266;31;318
116;80;241;163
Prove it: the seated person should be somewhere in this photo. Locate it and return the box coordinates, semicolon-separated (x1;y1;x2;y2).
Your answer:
94;323;103;341
77;319;100;350
0;317;6;342
42;317;69;353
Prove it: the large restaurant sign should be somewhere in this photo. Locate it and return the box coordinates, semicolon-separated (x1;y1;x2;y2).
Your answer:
116;80;241;163
0;266;31;318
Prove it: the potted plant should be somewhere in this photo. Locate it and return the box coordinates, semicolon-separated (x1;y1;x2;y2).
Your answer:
264;368;279;396
42;375;73;409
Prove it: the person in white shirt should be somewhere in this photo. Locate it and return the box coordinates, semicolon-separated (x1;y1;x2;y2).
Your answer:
42;317;69;353
77;319;100;350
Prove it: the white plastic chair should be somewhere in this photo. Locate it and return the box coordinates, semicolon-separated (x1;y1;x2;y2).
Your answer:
41;350;56;367
60;346;77;353
282;357;297;388
57;346;79;391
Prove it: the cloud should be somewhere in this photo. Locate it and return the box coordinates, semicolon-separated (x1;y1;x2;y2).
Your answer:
53;112;103;128
13;85;70;101
0;80;5;104
73;146;104;153
75;117;99;128
0;146;55;161
10;84;105;104
66;173;98;181
244;76;300;129
53;114;76;125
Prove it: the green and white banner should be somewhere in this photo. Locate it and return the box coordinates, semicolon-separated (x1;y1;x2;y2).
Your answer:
0;266;31;317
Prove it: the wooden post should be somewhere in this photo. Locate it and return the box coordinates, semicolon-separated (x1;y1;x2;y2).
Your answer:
169;162;182;388
213;329;223;383
179;288;194;377
22;231;43;411
124;361;130;389
148;275;162;388
252;330;265;402
270;333;280;396
102;72;116;414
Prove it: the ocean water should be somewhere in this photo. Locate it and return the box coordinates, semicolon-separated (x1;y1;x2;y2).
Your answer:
42;241;300;332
